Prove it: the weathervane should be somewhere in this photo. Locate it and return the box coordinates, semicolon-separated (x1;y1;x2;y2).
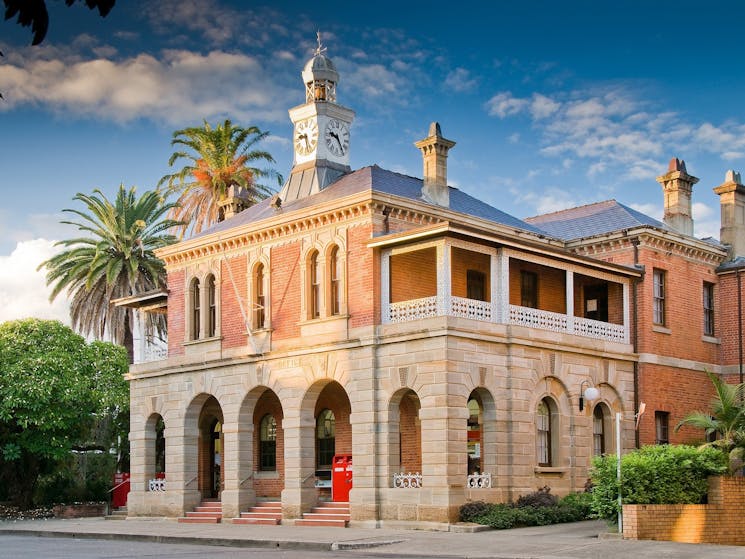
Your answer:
315;30;327;56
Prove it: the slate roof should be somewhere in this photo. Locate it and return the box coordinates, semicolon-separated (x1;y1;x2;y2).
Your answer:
196;165;544;238
524;200;668;241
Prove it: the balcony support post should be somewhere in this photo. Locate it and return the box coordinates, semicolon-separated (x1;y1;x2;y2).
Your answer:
566;270;575;334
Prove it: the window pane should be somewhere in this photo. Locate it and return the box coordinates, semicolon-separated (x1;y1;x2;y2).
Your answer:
537;400;551;466
653;270;665;325
467;270;486;301
521;271;538;308
703;282;714;336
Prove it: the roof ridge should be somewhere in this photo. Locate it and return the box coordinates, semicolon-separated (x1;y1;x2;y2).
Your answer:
525;199;617;221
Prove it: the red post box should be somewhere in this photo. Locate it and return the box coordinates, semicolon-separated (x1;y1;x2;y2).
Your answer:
112;472;130;509
331;454;352;502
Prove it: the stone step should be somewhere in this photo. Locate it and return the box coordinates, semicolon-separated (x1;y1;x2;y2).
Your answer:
303;512;350;521
240;511;282;520
194;506;222;513
245;506;281;514
186;511;222;518
231;517;281;525
310;506;349;514
177;516;221;524
294;518;348;528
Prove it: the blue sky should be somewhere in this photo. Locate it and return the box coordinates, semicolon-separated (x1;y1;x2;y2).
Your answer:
2;0;745;323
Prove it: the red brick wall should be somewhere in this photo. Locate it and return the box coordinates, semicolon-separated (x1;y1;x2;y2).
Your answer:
400;392;422;473
270;242;301;341
252;390;284;498
451;247;491;300
509;259;566;313
717;272;745;379
636;363;716;446
221;256;247;349
624;476;745;545
167;269;185;356
390;248;437;303
348;224;375;328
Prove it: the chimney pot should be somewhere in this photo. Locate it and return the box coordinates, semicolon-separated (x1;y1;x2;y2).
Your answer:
414;122;455;208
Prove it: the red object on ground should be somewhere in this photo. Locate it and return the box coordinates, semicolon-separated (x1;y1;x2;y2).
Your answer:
112;472;130;508
331;454;352;502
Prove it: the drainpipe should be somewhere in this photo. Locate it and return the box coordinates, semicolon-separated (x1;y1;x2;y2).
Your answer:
738;268;743;387
631;238;641;449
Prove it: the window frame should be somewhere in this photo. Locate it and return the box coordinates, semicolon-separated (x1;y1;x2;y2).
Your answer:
653;269;666;326
309;250;321;319
316;408;336;468
259;414;277;471
254;263;266;330
592;405;605;456
467;269;486;301
329;246;341;316
703;282;715;336
536;398;553;466
190;278;201;340
655;410;670;444
521;270;538;309
206;274;217;338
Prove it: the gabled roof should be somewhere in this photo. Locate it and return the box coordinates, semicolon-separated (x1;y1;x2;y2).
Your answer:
195;165;544;238
525;199;667;241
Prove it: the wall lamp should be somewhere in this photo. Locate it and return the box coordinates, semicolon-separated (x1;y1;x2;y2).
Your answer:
579;380;600;412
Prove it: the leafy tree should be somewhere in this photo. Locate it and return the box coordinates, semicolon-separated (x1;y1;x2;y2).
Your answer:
4;0;115;45
675;370;745;472
39;185;180;362
0;319;128;508
158;119;281;237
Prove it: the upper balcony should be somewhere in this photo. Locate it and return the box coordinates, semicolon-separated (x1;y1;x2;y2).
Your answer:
378;236;633;344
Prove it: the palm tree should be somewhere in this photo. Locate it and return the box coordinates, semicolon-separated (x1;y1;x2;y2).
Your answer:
158;119;281;237
40;185;181;362
676;370;745;472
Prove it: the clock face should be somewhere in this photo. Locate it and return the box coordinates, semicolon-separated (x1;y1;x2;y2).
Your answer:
295;118;318;156
324;119;350;157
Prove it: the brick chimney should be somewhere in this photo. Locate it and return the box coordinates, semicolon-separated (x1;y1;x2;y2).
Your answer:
656;157;698;236
217;185;251;221
713;169;745;258
415;122;455;208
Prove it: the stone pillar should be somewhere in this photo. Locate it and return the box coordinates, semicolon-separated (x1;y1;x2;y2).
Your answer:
280;412;316;519
496;250;510;324
656;157;698;236
565;270;575;332
714;170;745;258
437;242;451;316
220;421;254;518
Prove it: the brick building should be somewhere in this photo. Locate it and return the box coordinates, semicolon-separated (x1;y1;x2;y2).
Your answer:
122;46;744;526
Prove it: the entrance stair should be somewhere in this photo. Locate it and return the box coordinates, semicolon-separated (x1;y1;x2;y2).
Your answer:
177;498;222;523
232;500;282;525
294;501;349;527
105;506;127;520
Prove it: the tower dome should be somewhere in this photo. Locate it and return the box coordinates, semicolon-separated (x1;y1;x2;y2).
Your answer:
302;32;338;102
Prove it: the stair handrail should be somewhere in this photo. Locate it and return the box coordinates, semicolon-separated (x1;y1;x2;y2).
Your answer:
107;478;130;493
185;476;197;487
240;472;254;486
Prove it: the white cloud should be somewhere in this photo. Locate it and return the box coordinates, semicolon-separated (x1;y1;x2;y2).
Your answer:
0;239;70;325
485;92;529;118
485;86;745;181
444;67;477;93
629;202;663;221
0;47;295;125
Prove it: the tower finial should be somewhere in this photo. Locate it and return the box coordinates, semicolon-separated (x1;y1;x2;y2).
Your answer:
315;30;327;56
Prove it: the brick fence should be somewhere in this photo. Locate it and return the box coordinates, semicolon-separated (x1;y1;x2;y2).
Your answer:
623;476;745;545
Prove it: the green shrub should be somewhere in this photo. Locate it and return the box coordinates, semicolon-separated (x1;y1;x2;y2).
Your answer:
459;500;492;522
590;444;727;521
458;490;593;529
515;485;557;508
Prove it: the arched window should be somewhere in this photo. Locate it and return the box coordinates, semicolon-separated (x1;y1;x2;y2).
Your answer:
190;278;201;340
254;263;266;329
536;398;554;466
316;409;335;468
309;250;321;319
259;414;277;471
592;405;605;455
206;274;216;338
329;246;341;316
155;416;166;474
467;397;482;474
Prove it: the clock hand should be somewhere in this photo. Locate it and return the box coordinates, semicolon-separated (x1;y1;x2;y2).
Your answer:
330;131;343;151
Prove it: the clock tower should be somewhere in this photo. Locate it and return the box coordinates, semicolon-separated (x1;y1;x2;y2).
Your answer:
280;34;355;203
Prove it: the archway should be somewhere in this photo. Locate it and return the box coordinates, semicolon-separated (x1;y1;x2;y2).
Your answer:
197;396;224;499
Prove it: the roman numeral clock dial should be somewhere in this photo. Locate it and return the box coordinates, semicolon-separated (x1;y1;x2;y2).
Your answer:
324;119;349;157
295;118;318;156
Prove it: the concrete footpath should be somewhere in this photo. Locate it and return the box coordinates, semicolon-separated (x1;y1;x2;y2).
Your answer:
0;517;743;559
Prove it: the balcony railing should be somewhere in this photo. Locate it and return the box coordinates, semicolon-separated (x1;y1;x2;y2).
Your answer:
383;298;628;343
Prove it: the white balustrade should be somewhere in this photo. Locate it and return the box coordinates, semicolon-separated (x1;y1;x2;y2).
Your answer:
466;473;492;488
148;478;166;491
451;297;492;321
392;472;422;488
509;305;568;332
574;316;627;343
388;297;438;323
384;297;628;344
